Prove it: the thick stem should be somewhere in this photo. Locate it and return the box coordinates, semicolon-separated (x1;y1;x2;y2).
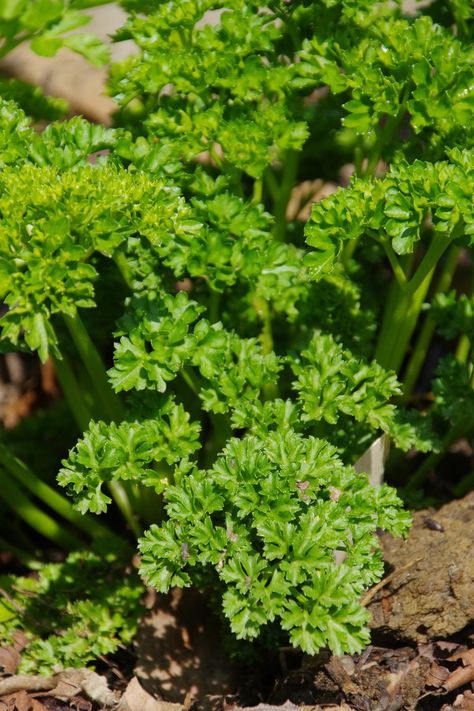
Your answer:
53;346;138;534
455;333;471;363
108;481;141;536
273;150;299;242
0;468;82;549
252;178;263;204
402;245;460;400
63;312;124;423
252;295;278;401
0;443;111;540
341;237;359;266
208;290;221;324
375;273;430;373
375;233;450;372
60;316;140;535
52;353;92;432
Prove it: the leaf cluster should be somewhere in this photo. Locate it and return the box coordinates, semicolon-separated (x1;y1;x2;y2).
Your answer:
0;542;143;675
139;429;410;654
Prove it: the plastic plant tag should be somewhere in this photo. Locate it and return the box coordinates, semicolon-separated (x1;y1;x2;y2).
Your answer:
354;433;390;487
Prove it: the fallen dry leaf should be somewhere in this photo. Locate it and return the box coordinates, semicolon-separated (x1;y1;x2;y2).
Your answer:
0;690;49;711
117;677;182;711
0;669;117;708
0;649;20;677
443;650;474;693
0;676;55;697
425;662;451;688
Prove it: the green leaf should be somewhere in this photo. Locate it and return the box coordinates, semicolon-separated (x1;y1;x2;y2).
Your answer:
30;35;64;57
22;0;64;29
63;34;110;66
0;0;25;20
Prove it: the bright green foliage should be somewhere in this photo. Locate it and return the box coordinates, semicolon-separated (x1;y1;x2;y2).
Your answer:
110;0;308;178
59;399;201;513
0;163;188;360
0;543;143;674
296;15;474;162
1;0;473;665
109;291;282;414
139;429;410;654
0;99;120;168
292;331;400;429
306;151;474;277
0;0;110;64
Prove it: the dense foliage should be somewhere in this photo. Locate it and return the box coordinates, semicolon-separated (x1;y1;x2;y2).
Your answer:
0;0;473;667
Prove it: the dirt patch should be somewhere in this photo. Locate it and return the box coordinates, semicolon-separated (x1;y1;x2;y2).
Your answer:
369;493;474;644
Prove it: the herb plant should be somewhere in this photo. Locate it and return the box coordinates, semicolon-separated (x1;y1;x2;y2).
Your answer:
0;0;473;663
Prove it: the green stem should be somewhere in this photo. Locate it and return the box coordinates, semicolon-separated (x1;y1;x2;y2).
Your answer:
383;239;408;287
264;168;280;203
108;480;141;536
375;273;430;372
208;290;221;324
60;316;139;535
0;443;111;540
453;470;474;497
406;232;450;298
253;295;278;400
52;353;92;432
273;150;299;242
402;245;460;400
252;178;263;204
114;251;135;290
363;99;409;179
180;367;201;397
341;237;359;266
456;333;471;363
375;233;450;372
63;312;124;423
0;468;81;549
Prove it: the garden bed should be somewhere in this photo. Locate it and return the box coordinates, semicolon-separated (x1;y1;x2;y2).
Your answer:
0;1;473;710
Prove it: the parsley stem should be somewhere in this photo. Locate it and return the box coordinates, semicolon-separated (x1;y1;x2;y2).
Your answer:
63;312;124;424
375;233;450;372
0;467;82;549
180;367;200;396
383;240;407;287
402;245;460;400
208;290;220;323
53;353;92;432
0;443;111;540
253;295;278;400
252;178;263;204
455;333;471;362
273;150;298;241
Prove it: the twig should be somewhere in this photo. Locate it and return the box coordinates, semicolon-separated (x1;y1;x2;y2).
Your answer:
360;558;421;606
